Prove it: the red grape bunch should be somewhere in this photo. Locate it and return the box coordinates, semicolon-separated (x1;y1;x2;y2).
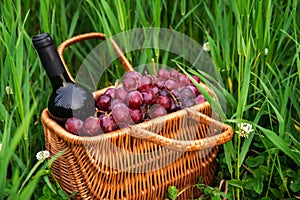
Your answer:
64;69;206;136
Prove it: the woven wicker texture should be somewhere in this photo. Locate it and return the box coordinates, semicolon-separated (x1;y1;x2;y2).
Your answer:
41;32;233;199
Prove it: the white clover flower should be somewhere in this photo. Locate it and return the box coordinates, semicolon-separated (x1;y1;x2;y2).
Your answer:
264;48;268;56
203;42;210;52
36;150;50;161
6;86;13;95
236;123;254;138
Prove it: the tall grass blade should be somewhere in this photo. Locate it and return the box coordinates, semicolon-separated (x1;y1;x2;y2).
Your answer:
115;0;126;31
40;0;50;33
17;170;49;200
68;6;80;38
239;100;267;167
174;3;201;31
257;125;300;166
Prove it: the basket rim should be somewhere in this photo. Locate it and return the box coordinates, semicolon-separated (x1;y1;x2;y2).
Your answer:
41;100;233;151
41;101;210;142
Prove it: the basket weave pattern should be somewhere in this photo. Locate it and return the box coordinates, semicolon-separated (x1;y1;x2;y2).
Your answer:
41;32;233;200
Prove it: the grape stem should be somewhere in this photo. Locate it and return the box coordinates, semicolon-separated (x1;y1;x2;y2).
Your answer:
95;108;106;116
114;79;119;88
167;90;178;102
152;58;157;76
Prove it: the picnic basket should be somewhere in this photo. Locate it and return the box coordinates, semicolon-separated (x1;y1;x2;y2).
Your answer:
41;32;233;200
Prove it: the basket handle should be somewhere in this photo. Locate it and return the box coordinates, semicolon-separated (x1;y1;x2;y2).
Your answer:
57;32;134;81
130;109;233;152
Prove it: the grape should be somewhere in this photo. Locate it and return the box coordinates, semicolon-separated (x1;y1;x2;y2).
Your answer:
157;69;169;81
140;104;148;115
170;89;180;100
123;71;142;81
129;108;144;123
141;89;156;105
81;116;103;136
189;75;200;85
187;85;200;96
111;98;123;109
180;99;196;109
151;86;160;97
148;104;167;119
138;75;154;91
159;89;170;97
177;74;190;89
123;76;138;92
117;122;130;129
115;87;128;102
164;79;178;91
140;104;150;121
96;94;111;111
179;87;196;100
104;88;116;99
169;69;179;80
156;80;165;89
194;94;206;104
65;118;83;135
99;114;117;133
112;103;131;124
155;95;171;110
168;98;179;113
127;91;143;108
150;75;157;85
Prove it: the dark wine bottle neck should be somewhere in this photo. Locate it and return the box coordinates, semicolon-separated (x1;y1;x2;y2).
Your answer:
49;72;73;90
32;33;74;89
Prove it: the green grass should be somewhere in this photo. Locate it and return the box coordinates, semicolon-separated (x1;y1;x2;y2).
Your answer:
0;0;299;199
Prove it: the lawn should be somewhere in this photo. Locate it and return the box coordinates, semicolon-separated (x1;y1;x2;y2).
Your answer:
0;0;299;199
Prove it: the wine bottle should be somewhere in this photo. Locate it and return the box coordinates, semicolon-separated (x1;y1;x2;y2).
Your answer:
32;33;95;121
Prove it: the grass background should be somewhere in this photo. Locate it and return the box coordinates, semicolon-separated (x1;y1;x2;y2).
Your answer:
0;0;299;199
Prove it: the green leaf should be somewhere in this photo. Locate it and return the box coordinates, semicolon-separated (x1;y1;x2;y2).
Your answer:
245;155;264;168
220;191;231;199
259;165;270;176
227;179;243;190
243;178;256;190
43;175;57;194
198;176;203;184
204;187;213;195
253;168;264;180
212;196;221;200
261;197;272;200
270;187;283;199
167;186;178;200
58;189;68;199
253;169;264;194
290;179;300;193
69;191;77;198
38;196;49;200
253;179;263;194
42;184;51;199
284;168;297;178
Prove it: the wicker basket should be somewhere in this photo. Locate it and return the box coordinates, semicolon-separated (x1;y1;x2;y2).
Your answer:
41;32;233;200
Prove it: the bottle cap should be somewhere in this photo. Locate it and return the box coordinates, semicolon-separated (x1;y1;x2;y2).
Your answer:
32;33;53;49
32;33;67;78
